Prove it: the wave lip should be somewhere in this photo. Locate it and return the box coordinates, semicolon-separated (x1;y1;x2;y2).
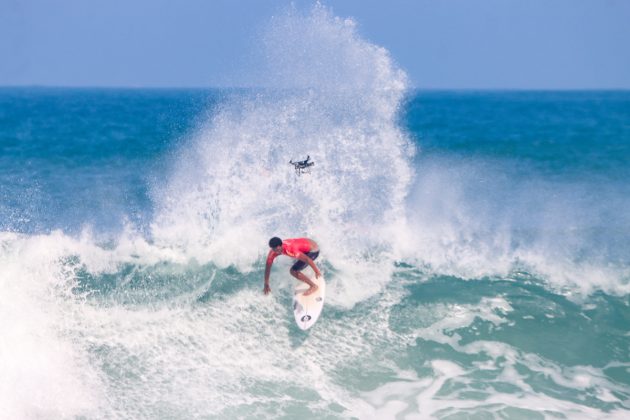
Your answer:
150;4;414;306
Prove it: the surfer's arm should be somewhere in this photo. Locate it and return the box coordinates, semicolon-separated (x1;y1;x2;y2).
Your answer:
264;251;276;294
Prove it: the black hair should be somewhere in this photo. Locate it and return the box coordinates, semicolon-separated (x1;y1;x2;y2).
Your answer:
268;237;282;248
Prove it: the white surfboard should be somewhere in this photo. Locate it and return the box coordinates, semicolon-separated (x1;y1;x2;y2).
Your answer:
293;275;326;330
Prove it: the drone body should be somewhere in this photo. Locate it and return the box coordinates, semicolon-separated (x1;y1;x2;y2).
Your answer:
289;155;315;175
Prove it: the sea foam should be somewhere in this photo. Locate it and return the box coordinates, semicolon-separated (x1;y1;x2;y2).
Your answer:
150;4;414;307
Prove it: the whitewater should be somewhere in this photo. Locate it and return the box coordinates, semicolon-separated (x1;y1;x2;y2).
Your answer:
1;5;629;419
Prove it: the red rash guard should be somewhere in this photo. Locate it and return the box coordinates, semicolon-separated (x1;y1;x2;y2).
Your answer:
267;238;312;264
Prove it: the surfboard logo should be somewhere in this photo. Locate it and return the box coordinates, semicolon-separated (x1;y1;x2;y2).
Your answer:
316;297;322;302
301;315;312;322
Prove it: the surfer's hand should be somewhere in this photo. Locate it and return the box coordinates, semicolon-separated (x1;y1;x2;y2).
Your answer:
264;284;271;295
314;269;321;279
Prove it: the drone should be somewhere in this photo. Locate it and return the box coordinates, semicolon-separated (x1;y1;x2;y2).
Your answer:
289;155;315;175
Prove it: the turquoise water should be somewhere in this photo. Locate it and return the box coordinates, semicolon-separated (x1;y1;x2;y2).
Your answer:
1;7;630;420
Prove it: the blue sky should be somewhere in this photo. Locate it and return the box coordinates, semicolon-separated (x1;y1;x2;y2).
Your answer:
1;0;629;89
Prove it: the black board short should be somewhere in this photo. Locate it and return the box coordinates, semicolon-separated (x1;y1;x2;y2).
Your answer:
291;251;319;272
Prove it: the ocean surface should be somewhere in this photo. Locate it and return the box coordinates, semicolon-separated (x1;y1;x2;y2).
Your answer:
1;7;630;420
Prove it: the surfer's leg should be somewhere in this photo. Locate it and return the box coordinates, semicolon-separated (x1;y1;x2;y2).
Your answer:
290;268;318;296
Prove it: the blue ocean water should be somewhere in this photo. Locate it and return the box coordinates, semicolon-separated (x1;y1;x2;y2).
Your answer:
1;7;629;420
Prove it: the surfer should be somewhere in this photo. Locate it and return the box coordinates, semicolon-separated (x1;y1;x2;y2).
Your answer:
264;237;321;296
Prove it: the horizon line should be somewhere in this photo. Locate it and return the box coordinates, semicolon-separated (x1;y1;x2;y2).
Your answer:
1;84;630;92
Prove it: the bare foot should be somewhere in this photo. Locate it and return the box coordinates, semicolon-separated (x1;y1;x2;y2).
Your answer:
303;285;318;296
